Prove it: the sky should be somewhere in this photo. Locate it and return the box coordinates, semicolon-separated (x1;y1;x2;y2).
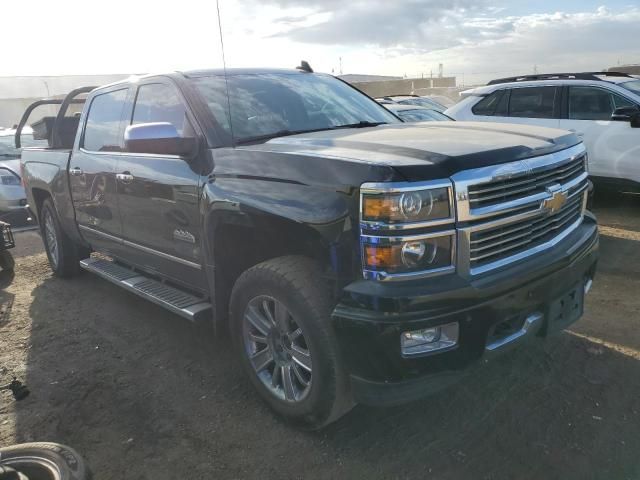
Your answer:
2;0;639;85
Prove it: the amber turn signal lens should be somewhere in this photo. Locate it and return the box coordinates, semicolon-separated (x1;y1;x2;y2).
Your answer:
364;245;402;269
362;196;396;220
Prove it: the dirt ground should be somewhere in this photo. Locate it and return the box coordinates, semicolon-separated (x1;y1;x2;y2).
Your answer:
1;192;639;480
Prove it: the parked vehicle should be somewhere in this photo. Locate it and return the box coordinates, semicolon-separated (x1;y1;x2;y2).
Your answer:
19;67;598;429
383;103;453;122
424;94;456;108
0;221;15;272
0;128;45;213
376;94;447;111
446;72;640;192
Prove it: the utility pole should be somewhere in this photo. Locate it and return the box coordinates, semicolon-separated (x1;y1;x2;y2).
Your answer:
339;57;343;75
533;64;538;75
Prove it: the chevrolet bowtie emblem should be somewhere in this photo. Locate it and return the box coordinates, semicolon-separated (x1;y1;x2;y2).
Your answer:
542;189;568;214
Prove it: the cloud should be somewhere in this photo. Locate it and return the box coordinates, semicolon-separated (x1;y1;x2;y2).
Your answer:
263;0;493;48
405;6;640;83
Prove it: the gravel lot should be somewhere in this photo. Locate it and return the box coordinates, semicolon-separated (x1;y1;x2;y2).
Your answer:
1;192;639;480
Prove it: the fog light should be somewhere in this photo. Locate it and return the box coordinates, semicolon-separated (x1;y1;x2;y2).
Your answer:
401;322;459;356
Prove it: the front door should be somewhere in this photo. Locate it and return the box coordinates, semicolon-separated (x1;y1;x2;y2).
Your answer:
69;87;129;255
115;81;206;290
559;86;640;183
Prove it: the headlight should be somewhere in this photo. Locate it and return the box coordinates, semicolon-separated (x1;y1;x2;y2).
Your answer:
361;185;452;226
362;231;455;276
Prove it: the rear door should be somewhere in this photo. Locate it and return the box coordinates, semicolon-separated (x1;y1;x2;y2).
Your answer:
559;86;640;183
115;80;205;290
70;86;129;254
492;86;561;129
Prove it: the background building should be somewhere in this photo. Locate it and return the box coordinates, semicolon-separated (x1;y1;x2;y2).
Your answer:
346;75;457;99
609;64;640;75
0;74;130;127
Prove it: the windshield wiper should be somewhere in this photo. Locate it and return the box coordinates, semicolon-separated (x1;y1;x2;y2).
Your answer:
235;121;388;145
236;126;350;145
235;130;298;145
332;121;388;129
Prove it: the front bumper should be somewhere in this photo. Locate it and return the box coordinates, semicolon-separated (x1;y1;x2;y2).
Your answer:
332;215;599;406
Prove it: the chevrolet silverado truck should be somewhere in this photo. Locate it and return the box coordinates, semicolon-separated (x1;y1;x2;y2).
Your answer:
18;67;599;428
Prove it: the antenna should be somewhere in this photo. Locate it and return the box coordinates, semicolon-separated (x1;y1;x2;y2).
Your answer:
216;0;234;142
297;60;314;73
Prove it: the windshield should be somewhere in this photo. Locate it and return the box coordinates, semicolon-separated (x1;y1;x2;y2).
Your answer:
619;80;640;95
398;97;444;110
0;134;47;158
191;73;400;143
397;109;451;122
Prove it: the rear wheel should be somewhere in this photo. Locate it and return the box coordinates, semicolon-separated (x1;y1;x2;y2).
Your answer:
230;256;353;429
40;198;88;278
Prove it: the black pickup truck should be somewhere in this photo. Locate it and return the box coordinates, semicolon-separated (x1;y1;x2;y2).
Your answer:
19;67;598;428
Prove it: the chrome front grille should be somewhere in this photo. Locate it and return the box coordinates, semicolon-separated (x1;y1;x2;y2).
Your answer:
452;143;589;276
469;192;583;268
468;154;586;209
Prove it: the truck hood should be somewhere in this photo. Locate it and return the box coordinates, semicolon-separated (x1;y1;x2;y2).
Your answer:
241;122;580;181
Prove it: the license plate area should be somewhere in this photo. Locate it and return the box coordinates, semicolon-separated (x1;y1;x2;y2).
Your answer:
547;283;584;333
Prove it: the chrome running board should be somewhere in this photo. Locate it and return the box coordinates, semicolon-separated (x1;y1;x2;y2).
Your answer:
80;257;211;322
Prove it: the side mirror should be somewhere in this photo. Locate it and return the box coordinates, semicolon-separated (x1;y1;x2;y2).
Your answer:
611;106;640;122
631;112;640;129
124;122;197;157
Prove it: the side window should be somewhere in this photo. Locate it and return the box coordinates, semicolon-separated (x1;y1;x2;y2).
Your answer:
83;89;128;152
509;87;558;118
568;87;617;120
472;90;505;116
612;92;635;109
132;83;189;136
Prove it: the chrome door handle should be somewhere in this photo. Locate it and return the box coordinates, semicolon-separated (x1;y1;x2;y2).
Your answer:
116;172;134;183
69;167;83;176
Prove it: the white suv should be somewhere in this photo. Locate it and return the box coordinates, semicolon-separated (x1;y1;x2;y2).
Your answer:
446;73;640;191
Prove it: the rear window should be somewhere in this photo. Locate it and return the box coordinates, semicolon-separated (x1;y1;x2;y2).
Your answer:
508;87;558;118
83;89;128;152
471;90;506;116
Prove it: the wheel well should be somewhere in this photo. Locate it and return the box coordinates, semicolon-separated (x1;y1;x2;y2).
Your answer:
211;217;334;326
30;188;52;223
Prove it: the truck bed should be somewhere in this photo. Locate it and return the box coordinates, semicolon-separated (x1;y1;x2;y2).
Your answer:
21;147;76;233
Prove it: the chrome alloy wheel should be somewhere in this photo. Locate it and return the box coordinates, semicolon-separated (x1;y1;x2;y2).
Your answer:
242;295;312;402
44;210;59;269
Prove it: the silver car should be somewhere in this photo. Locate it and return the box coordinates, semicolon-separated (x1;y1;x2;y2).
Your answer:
0;128;46;212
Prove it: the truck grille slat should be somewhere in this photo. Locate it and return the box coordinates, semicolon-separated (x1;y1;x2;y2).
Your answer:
468;155;586;208
470;195;583;264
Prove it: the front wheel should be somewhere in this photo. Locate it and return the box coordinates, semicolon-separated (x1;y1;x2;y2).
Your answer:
230;256;353;429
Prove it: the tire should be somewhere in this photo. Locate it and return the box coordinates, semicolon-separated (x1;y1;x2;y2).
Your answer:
40;198;88;278
0;442;91;480
0;250;14;271
229;255;353;429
